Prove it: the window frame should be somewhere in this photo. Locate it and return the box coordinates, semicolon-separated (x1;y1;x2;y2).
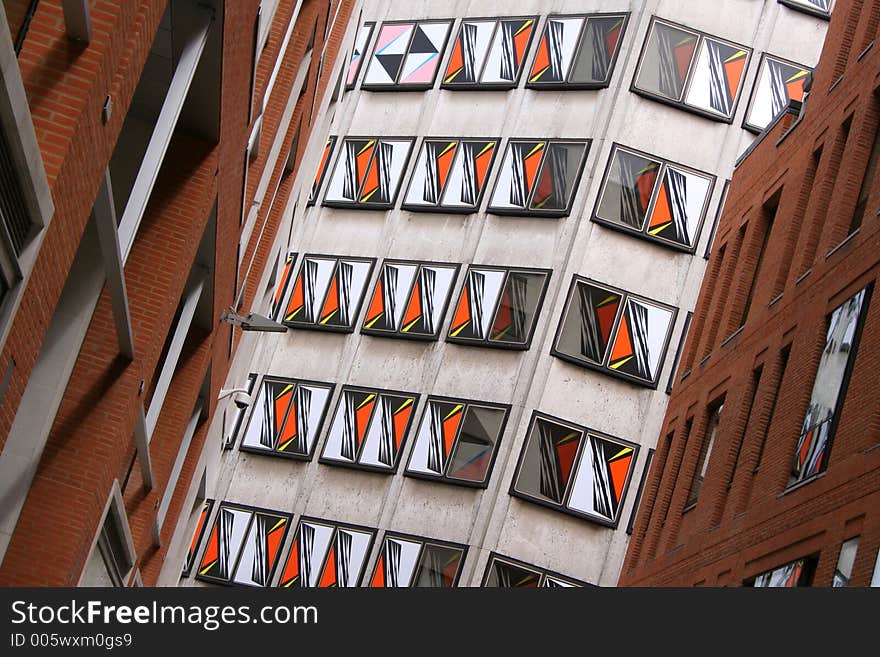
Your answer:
778;0;834;21
279;253;377;333
276;516;378;588
194;501;292;588
746;556;818;587
307;136;337;206
486;138;591;218
403;394;512;488
360;19;454;91
238;375;336;461
223;372;258;450
269;251;298;322
509;410;640;528
367;530;468;588
318;384;421;474
525;12;630;90
445;263;552;351
592;143;716;253
181;498;215;578
345;20;376;91
321;136;416;210
360;259;461;342
630;16;752;124
439;15;539;91
788;283;873;487
481;552;590;587
401;136;501;214
78;482;137;587
550;275;679;389
741;52;812;135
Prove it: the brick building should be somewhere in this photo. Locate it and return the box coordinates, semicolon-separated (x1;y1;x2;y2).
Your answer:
620;0;880;587
0;0;353;586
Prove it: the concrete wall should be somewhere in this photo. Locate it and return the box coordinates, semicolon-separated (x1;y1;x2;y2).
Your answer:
175;0;827;587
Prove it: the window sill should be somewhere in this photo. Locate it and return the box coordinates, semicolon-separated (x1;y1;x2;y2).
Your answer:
828;75;844;92
779;471;826;497
795;268;812;285
768;292;784;308
699;354;711;367
721;325;745;348
680;369;692;382
858;41;874;62
825;229;860;259
682;502;697;515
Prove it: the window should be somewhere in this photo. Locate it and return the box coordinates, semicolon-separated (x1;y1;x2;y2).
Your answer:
747;557;817;587
482;553;588;587
666;312;693;394
368;533;466;587
593;144;715;251
738;194;779;327
403;138;499;213
361;20;453;90
239;376;335;460
269;252;297;321
323;137;415;209
345;20;375;89
791;286;871;485
632;17;751;122
361;260;460;340
551;276;679;388
195;502;291;587
526;13;629;89
510;411;639;527
320;385;419;473
685;399;724;508
487;139;590;217
442;16;537;89
80;486;136;587
833;536;860;587
405;396;510;487
849;96;880;235
755;345;791;471
778;0;834;20
280;254;376;332
446;264;551;350
307;136;336;206
277;518;377;588
704;180;730;259
182;499;214;578
743;54;811;134
223;372;258;449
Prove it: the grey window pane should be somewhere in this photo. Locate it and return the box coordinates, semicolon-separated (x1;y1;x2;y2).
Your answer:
634;22;697;101
555;281;622;365
447;405;505;483
570;16;625;85
528;142;586;211
489;271;547;344
514;418;583;505
596;149;661;229
411;544;463;587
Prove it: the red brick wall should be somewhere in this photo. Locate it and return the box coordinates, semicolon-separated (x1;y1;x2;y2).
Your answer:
0;0;353;585
621;1;880;587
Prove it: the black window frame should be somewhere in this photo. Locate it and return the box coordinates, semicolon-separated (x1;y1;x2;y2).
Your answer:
276;516;378;588
194;501;292;588
307;136;337;206
181;498;215;578
509;410;640;528
630;16;752;124
481;552;591;587
367;530;468;588
592;142;716;253
360;19;454;91
445;263;552;351
778;0;834;21
318;384;421;474
403;394;512;488
345;20;376;90
237;375;336;461
440;15;539;90
223;372;258;450
360;259;461;342
486;138;591;218
741;52;812;135
321;136;416;210
401;136;501;214
525;12;630;90
279;253;377;333
550;275;679;389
